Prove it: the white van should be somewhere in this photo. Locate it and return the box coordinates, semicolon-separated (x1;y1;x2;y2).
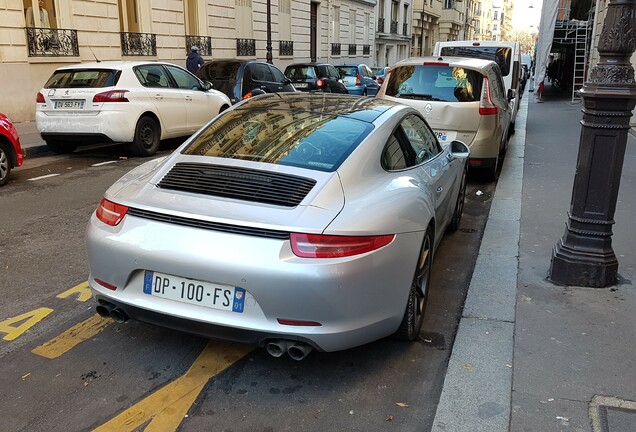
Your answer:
433;41;521;133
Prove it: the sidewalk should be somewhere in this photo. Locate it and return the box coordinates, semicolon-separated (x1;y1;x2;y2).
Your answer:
432;84;636;432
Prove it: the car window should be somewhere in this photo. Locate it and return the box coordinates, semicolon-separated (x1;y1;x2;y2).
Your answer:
269;65;287;83
44;69;120;88
183;109;373;172
439;46;512;77
135;65;171;88
336;66;359;78
325;65;339;79
384;65;483;102
285;66;317;80
361;66;370;78
381;133;409;170
165;65;202;90
400;115;441;164
249;63;274;82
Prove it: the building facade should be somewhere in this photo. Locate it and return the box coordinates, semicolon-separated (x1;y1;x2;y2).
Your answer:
374;0;413;67
1;0;377;122
411;0;440;57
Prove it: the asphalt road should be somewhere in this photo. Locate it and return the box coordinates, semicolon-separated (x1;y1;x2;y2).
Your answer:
0;142;496;432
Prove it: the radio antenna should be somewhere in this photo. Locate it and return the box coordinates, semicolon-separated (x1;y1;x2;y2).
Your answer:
88;46;101;63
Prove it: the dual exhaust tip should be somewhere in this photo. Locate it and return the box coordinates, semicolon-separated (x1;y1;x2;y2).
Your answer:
95;304;313;360
265;339;314;361
95;302;129;323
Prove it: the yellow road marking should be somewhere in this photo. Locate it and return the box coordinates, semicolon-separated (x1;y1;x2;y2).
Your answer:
94;341;253;432
0;308;54;341
57;282;93;302
32;314;111;359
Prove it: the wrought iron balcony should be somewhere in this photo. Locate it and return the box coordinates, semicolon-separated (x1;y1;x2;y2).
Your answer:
25;27;79;57
348;44;357;55
363;45;370;55
279;40;293;56
390;20;398;34
185;35;212;56
121;32;156;56
403;23;408;36
378;17;385;33
237;38;256;56
331;43;341;56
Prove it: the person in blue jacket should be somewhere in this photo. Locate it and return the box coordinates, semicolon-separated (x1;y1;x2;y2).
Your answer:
186;46;204;74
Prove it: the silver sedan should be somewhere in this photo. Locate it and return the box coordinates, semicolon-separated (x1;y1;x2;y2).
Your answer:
86;93;469;359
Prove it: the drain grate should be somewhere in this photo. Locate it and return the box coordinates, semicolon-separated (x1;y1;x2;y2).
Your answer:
590;396;636;432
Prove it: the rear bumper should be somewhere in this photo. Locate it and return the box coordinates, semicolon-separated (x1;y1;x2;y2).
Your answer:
40;132;114;145
36;110;137;143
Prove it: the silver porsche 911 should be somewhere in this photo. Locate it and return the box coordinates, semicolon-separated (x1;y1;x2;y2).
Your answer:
86;93;469;360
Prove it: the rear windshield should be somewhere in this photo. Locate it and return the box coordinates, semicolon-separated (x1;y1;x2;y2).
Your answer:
44;69;120;88
440;46;512;76
197;62;241;81
183;108;373;172
336;66;358;78
285;66;317;80
384;65;483;102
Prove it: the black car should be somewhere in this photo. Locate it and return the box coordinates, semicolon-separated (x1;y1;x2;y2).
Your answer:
284;63;348;93
196;60;296;104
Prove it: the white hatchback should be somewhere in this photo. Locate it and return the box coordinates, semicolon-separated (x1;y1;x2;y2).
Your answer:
36;61;231;156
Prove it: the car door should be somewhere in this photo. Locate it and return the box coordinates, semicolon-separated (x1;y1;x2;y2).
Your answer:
245;63;275;94
165;64;220;131
399;115;454;239
135;64;187;136
362;65;380;95
268;65;295;93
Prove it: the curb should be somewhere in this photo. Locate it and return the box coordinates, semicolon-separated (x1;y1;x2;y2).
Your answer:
430;94;528;432
22;143;51;158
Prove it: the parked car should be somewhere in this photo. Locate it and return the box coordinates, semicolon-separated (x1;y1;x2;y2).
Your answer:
0;113;23;186
377;56;511;180
334;64;381;96
283;63;348;93
36;62;231;157
196;60;296;104
375;66;390;85
86;93;469;359
434;41;521;133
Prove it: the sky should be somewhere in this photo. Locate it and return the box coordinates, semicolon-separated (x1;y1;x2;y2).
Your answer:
511;0;543;32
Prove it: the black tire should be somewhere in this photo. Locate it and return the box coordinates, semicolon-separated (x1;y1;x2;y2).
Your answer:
485;154;500;182
448;165;468;232
362;88;367;96
46;140;77;154
130;116;160;157
0;142;11;186
395;228;432;341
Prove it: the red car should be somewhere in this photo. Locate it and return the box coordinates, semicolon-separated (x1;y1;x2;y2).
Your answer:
0;113;23;186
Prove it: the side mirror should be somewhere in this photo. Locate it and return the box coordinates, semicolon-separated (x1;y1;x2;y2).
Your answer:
203;81;213;91
283;78;292;85
449;140;469;159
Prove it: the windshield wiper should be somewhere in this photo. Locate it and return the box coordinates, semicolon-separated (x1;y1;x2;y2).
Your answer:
397;93;448;102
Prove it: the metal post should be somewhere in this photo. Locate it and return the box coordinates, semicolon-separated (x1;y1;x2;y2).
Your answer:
549;0;636;287
266;0;273;64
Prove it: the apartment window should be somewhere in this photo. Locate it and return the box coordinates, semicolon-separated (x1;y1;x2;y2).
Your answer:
364;12;369;43
332;6;340;43
493;10;498;20
279;0;291;42
444;0;453;9
349;10;356;44
236;0;253;38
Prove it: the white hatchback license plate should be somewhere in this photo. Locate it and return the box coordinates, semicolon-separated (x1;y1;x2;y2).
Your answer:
143;271;245;313
435;131;448;142
294;83;308;88
54;100;84;109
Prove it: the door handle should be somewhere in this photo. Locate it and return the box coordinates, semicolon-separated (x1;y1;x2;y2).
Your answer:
154;94;163;100
185;96;192;101
260;86;267;89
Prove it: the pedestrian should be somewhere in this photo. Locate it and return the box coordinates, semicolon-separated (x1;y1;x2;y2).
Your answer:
536;80;544;103
25;0;51;28
186;46;204;74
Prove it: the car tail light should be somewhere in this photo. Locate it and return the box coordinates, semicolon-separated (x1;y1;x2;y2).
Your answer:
277;318;322;326
356;74;361;86
242;92;255;100
423;62;449;67
93;90;129;103
36;92;45;103
377;77;384;84
479;77;499;115
96;198;128;226
95;278;117;291
316;78;325;87
472;42;481;46
290;233;395;258
468;158;483;166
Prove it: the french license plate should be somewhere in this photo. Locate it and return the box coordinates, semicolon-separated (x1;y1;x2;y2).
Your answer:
143;271;245;313
435;131;448;142
54;100;84;109
294;83;308;88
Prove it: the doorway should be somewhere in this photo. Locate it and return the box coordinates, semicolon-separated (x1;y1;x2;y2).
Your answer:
310;2;318;62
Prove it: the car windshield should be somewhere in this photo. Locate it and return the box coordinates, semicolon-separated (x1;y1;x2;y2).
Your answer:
285;66;317;80
183;108;373;172
384;65;483;102
44;69;120;88
336;66;358;78
440;46;512;76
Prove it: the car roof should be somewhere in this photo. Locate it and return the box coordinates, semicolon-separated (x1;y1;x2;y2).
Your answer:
286;62;331;67
392;56;496;71
53;61;181;71
234;93;404;123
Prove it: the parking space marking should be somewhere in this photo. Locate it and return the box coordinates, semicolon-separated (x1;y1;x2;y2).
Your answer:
27;173;61;181
0;308;54;341
32;314;111;359
57;282;93;302
94;341;253;432
91;161;119;167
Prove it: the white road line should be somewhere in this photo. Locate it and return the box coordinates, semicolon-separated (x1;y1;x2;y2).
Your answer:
91;161;119;167
28;173;60;181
